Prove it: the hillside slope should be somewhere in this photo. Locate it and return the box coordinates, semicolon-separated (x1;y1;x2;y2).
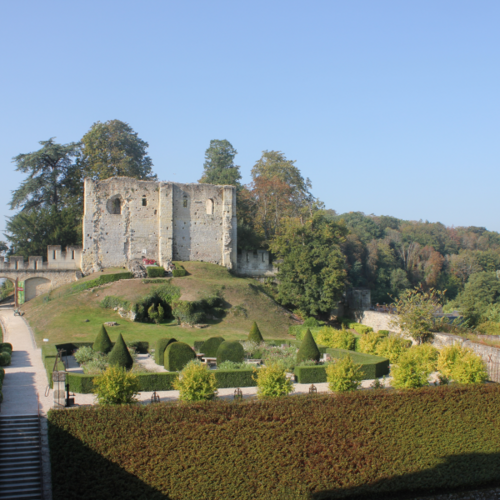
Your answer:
23;262;296;347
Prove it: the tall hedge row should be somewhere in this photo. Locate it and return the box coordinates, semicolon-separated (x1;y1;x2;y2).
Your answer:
48;385;500;500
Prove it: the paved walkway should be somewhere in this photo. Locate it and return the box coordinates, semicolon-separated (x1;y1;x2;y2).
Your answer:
0;305;52;416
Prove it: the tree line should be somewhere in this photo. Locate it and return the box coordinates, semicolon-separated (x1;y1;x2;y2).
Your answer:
3;123;500;326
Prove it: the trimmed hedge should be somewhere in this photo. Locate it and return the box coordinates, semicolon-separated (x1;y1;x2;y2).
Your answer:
248;322;264;343
108;334;133;370
201;337;225;357
214;369;256;388
172;265;187;277
0;342;12;351
154;338;177;366
66;371;179;394
164;342;196;371
193;341;205;352
216;341;244;364
71;272;133;293
294;365;328;384
127;341;149;354
48;385;500;500
146;266;165;278
0;342;12;366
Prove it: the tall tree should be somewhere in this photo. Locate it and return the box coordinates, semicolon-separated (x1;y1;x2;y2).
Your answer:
199;140;242;187
81;120;156;181
10;138;82;212
270;212;348;317
248;150;318;242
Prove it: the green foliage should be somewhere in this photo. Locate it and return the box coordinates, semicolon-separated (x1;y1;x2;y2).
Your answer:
136;372;178;391
71;273;133;293
302;317;321;327
81;119;156;181
456;272;500;326
174;361;218;402
390;287;446;342
217;361;248;370
108;334;134;370
216;341;245;364
133;282;180;323
325;348;390;379
93;325;113;354
326;356;363;392
0;351;11;367
358;331;384;355
92;365;139;405
146;266;165;278
477;321;500;335
293;365;328;384
391;348;432;389
100;296;130;310
172;268;187;277
296;329;320;364
49;385;500;500
214;369;256;388
171;295;224;325
199;139;242;187
248;322;264;343
255;362;293;399
374;335;411;363
127;341;149;354
0;279;14;301
154;338;177;366
270;212;348;316
193;341;205;352
74;346;95;364
0;343;12;351
437;344;488;384
200;337;225;357
315;327;356;350
164;342;196;371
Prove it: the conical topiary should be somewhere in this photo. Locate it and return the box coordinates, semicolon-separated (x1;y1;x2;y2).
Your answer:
108;333;134;370
248;322;264;343
296;329;320;364
93;325;113;354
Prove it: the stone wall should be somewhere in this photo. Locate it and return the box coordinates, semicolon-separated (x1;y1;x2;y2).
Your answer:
82;177;237;274
432;332;500;364
236;250;276;276
353;310;401;333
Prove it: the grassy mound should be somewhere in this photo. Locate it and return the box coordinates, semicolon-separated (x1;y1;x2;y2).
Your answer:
22;262;295;348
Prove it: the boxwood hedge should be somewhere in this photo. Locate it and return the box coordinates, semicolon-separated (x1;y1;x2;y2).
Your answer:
48;385;500;500
71;272;133;293
164;342;195;371
214;369;256;388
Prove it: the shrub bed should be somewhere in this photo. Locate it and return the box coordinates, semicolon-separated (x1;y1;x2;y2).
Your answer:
48;385;500;500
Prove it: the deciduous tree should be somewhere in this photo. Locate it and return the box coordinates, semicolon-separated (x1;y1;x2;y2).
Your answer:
199;139;241;187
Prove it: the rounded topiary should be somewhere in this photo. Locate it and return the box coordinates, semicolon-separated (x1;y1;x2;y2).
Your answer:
248;322;264;343
108;333;134;370
216;341;245;365
0;343;13;351
154;338;177;366
164;342;196;372
93;325;113;354
201;337;225;357
0;367;4;383
0;351;11;367
296;329;320;364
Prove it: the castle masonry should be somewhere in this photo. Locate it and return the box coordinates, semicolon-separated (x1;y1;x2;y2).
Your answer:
81;177;237;274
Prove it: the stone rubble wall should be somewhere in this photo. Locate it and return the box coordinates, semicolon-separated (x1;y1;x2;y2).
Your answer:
353;310;401;333
236;250;276;276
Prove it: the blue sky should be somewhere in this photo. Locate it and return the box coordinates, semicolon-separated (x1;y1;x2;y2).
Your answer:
0;0;499;240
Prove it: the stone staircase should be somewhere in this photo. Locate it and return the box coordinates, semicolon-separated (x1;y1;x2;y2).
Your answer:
0;415;42;500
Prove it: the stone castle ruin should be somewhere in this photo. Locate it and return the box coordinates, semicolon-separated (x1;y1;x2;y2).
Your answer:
2;177;275;302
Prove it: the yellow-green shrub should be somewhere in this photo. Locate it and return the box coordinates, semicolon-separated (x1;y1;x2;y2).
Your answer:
375;336;411;363
358;331;384;355
254;362;293;399
437;344;488;384
325;356;362;392
316;327;356;350
174;361;218;402
410;343;439;373
93;365;139;405
391;349;432;389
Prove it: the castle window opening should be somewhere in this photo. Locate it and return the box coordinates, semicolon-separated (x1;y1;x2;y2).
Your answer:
262;253;265;262
72;250;75;260
253;250;258;258
206;198;214;215
53;250;56;260
107;197;122;215
183;198;188;208
142;196;147;207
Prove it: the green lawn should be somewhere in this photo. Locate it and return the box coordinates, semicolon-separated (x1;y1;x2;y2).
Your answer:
23;262;296;348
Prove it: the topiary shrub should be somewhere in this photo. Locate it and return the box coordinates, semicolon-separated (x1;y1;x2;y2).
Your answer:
201;337;225;357
174;361;218;401
108;334;134;370
326;356;363;392
154;338;177;366
0;367;4;383
216;341;245;365
93;325;113;354
296;329;320;364
147;266;165;278
0;343;13;351
248;322;264;343
0;351;11;367
164;342;196;371
93;365;139;405
255;362;293;399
